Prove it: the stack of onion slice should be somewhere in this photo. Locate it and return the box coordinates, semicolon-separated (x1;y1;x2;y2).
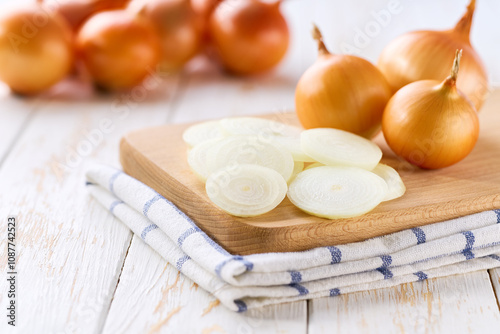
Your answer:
183;117;405;218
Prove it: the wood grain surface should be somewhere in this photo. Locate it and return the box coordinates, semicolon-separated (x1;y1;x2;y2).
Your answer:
119;90;500;255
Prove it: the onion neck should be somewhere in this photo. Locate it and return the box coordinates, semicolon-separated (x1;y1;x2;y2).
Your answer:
312;24;330;57
453;0;475;43
441;49;462;93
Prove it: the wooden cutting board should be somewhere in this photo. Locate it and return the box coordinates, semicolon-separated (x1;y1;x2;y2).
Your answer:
120;90;500;255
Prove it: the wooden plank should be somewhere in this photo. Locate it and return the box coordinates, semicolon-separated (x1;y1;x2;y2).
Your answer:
0;77;181;333
119;90;500;255
103;236;307;334
308;271;500;334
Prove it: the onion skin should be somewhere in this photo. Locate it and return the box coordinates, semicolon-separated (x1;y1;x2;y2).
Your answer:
137;0;202;71
295;26;392;139
46;0;130;31
0;6;73;95
382;51;479;170
76;10;161;91
377;0;488;111
209;0;289;75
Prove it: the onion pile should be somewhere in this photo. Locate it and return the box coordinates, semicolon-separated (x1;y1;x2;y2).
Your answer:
209;0;289;75
377;0;488;111
295;25;392;138
76;10;161;91
183;117;405;218
382;50;479;169
0;5;73;95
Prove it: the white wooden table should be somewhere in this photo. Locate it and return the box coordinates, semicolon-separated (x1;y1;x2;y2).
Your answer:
1;1;500;333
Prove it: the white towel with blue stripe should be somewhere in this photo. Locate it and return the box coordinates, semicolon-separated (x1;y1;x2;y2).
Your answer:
86;165;500;312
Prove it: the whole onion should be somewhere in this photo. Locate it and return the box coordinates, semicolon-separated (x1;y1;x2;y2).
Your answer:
377;0;488;111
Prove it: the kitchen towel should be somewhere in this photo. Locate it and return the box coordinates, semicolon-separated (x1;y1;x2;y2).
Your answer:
86;164;500;312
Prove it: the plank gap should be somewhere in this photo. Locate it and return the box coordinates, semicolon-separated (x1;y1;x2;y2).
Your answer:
488;269;500;311
0;107;36;167
164;73;191;124
98;234;134;333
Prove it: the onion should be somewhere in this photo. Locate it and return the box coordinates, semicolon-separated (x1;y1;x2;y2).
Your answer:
371;164;406;202
43;0;130;31
136;0;202;71
208;0;289;75
288;166;388;219
191;0;220;44
182;120;225;148
377;0;488;111
382;50;479;170
76;10;161;91
300;128;382;171
0;5;73;95
206;164;287;217
295;25;392;138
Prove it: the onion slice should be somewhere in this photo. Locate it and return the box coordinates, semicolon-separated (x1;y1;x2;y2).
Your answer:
371;164;406;201
301;128;382;170
182;120;225;147
219;117;313;162
288;166;388;219
288;160;305;184
208;135;294;182
304;162;325;170
187;138;223;182
206;164;287;217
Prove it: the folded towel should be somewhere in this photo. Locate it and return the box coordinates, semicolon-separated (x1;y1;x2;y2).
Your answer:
86;164;500;312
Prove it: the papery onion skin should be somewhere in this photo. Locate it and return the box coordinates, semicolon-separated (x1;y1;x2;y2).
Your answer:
0;6;73;95
377;0;488;111
295;25;392;139
137;0;202;71
76;10;161;91
45;0;130;31
382;51;479;170
209;0;289;75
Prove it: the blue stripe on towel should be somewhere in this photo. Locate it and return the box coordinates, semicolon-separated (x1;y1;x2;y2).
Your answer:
177;227;200;247
376;255;393;279
140;224;159;240
289;283;309;296
109;200;124;214
109;171;122;195
234;300;247;313
326;246;342;264
289;271;302;283
376;266;393;279
329;288;341;296
215;256;253;277
85;181;95;186
414;271;428;281
490;254;500;262
143;194;163;218
411;227;426;244
494;209;500;224
461;231;475;260
175;255;191;270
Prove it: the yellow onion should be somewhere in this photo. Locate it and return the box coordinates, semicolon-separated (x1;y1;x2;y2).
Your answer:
44;0;130;32
76;10;161;91
295;25;392;139
0;5;73;95
382;50;479;170
209;0;289;75
377;0;488;111
136;0;202;71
